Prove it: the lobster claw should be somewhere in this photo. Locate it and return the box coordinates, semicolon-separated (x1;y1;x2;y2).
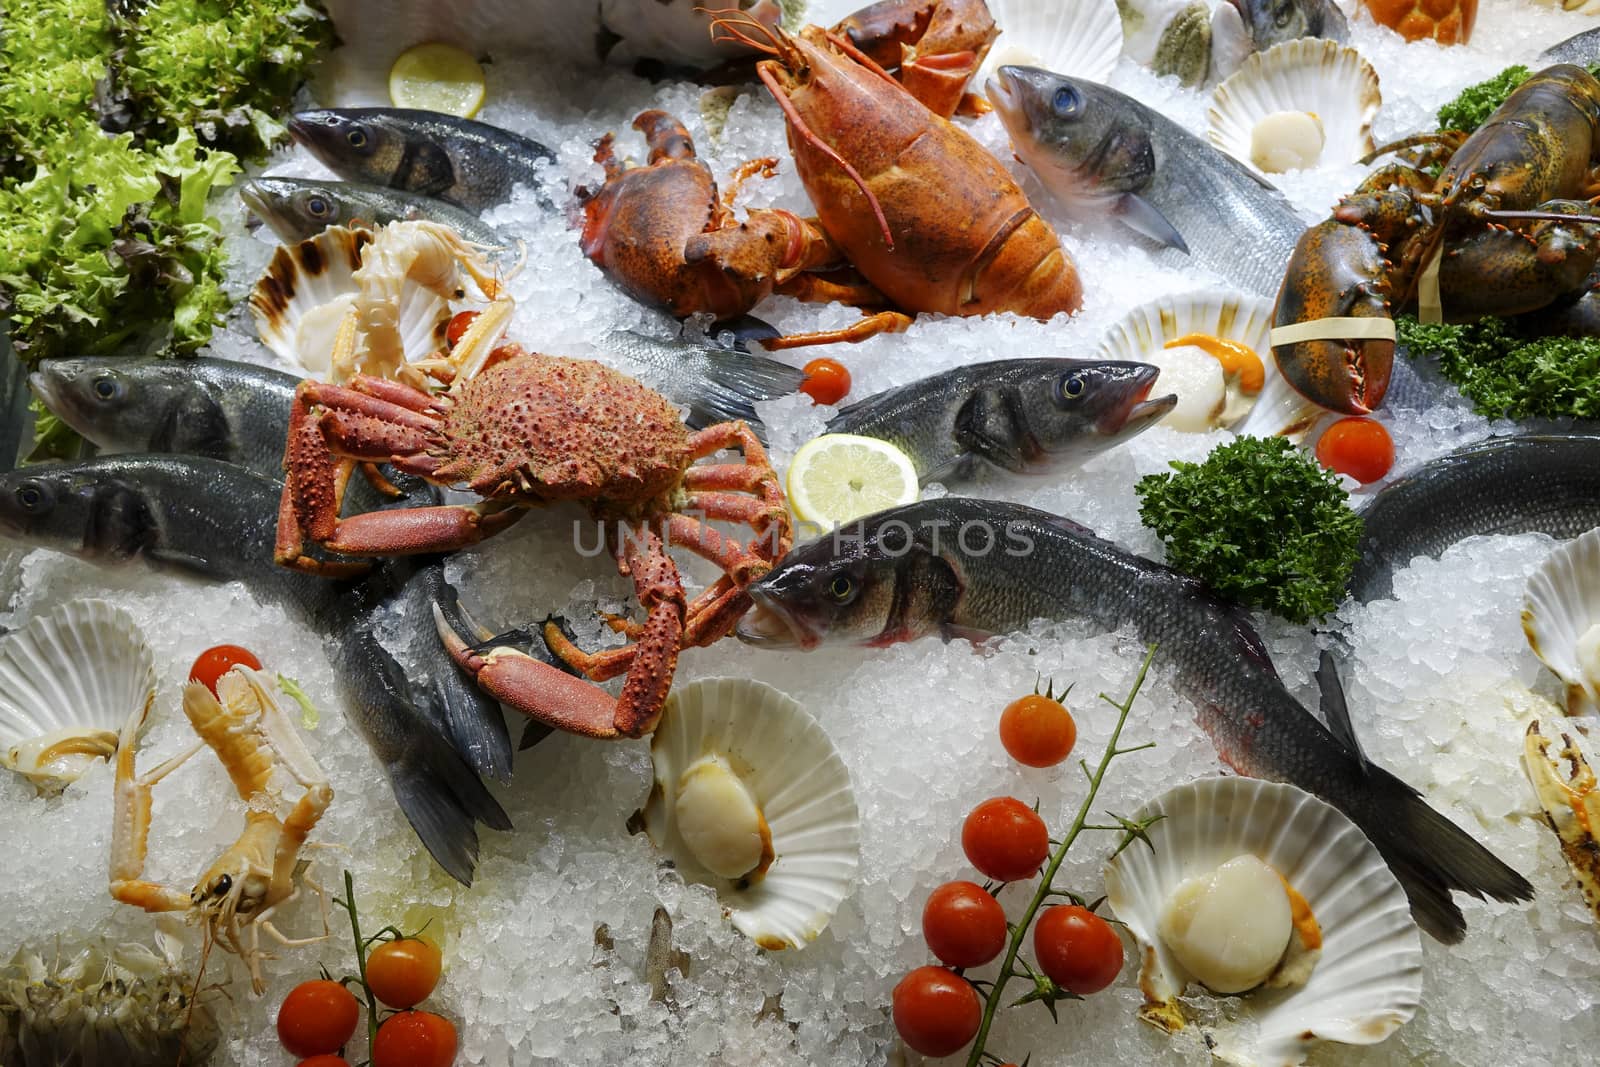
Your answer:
1272;335;1394;416
1271;219;1396;416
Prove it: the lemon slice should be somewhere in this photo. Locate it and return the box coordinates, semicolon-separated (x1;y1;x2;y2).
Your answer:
388;43;487;118
786;434;919;529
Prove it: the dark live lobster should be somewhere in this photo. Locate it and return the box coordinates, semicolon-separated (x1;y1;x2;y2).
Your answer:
1272;64;1600;415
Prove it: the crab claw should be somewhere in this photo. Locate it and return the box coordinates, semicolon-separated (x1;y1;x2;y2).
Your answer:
1523;717;1600;922
434;603;628;740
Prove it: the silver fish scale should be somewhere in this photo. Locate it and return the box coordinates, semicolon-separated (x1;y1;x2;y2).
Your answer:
1351;433;1600;602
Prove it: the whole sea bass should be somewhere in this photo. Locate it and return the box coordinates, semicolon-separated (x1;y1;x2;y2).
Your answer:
288;108;556;212
1541;26;1600;66
1350;434;1600;603
737;497;1534;942
239;176;505;247
825;359;1175;485
988;66;1306;298
0;456;512;885
31;347;798;450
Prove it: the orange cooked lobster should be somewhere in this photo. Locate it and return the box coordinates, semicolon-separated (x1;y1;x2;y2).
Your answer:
578;1;1081;349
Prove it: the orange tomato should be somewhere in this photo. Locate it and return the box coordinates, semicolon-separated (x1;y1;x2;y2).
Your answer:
446;310;480;348
276;980;359;1058
800;358;851;405
372;1010;458;1067
189;644;262;696
298;1057;351;1067
891;966;980;1057
1032;905;1124;995
961;797;1049;883
922;880;1007;968
1314;417;1394;485
999;693;1077;768
367;937;443;1009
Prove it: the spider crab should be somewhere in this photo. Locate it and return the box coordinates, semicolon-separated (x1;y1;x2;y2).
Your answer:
273;307;791;739
1272;64;1600;415
110;667;332;994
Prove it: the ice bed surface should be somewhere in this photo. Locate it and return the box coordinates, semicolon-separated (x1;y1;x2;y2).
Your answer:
3;1;1599;1064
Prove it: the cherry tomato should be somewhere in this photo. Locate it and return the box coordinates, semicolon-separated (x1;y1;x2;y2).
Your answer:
1032;905;1124;995
999;693;1077;768
446;310;480;349
367;937;443;1009
189;644;262;696
800;357;851;405
962;797;1049;882
891;966;980;1057
1314;417;1394;485
276;979;359;1058
372;1010;458;1067
922;880;1007;968
298;1057;351;1067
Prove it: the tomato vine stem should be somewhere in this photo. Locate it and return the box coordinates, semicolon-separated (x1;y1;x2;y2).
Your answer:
963;644;1158;1067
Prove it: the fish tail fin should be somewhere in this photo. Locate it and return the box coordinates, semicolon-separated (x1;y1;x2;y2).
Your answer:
1362;764;1534;944
384;726;515;887
427;589;514;783
686;346;803;435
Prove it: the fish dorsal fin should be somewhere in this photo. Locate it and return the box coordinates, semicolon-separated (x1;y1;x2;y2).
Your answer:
1316;648;1371;773
1229;611;1279;680
1115;192;1190;255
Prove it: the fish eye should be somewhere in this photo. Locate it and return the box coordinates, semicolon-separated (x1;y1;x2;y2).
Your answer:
92;374;121;401
826;574;856;603
306;195;330;217
347;128;368;149
1274;3;1293;26
1052;85;1079;116
1058;374;1086;401
14;483;48;511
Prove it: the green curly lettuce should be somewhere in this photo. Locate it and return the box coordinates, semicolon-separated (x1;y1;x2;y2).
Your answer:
101;0;335;161
0;126;238;364
0;0;112;182
1136;437;1363;625
1397;313;1600;420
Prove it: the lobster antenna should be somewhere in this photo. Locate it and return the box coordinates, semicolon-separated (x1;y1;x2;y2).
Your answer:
1481;209;1600;226
751;65;896;251
703;7;786;60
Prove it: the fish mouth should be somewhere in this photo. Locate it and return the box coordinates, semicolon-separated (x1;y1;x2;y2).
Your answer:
735;590;818;650
237;180;270;232
285;114;315;146
26;371;61;417
1099;375;1177;437
985;70;1021;126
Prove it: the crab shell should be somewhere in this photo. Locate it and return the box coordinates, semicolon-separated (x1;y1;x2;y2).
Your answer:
429;349;692;509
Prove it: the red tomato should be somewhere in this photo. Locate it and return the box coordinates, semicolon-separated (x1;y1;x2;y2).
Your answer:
446;310;480;349
189;644;262;696
962;797;1049;882
800;357;851;405
1032;905;1124;995
372;1010;458;1067
922;880;1007;968
367;937;443;1009
276;980;359;1058
999;693;1077;768
1314;417;1394;485
891;966;981;1057
298;1057;351;1067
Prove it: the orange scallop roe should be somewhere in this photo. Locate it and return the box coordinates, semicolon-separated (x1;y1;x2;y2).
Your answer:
1166;333;1266;394
1278;874;1324;951
1362;0;1476;45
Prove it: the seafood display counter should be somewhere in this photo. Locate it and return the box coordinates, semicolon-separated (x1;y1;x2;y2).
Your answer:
4;1;1600;1065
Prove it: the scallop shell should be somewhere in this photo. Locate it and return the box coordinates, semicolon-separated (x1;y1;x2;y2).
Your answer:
1522;527;1600;716
249;225;450;380
1094;289;1325;440
979;0;1124;87
642;678;860;950
0;600;155;793
1208;40;1382;175
1104;777;1423;1066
